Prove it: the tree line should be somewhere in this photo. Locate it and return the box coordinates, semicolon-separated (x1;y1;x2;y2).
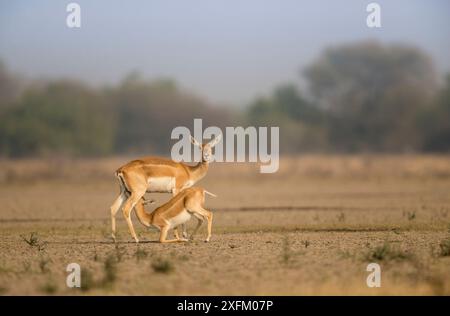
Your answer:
1;40;449;157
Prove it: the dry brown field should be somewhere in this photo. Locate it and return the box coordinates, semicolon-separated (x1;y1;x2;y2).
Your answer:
0;155;449;295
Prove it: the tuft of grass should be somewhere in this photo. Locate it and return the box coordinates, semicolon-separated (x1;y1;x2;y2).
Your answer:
80;268;95;292
364;242;413;262
21;232;39;246
39;256;51;273
337;212;346;222
134;246;148;262
102;255;118;285
22;261;32;273
281;237;292;264
392;228;401;235
40;279;58;294
79;266;111;292
301;240;311;248
20;232;47;251
302;240;311;248
403;210;416;221
151;258;174;274
438;238;450;257
0;265;11;274
178;254;189;261
425;274;446;296
93;250;99;262
438;208;448;219
338;250;354;260
114;244;126;262
0;286;8;295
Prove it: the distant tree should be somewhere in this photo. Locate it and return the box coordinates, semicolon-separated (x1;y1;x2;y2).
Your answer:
247;84;327;153
0;61;22;108
419;74;450;152
0;81;115;157
0;68;234;158
273;85;323;124
304;41;437;152
110;74;233;155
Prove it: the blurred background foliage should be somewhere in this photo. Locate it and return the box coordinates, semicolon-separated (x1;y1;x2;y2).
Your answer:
0;40;449;157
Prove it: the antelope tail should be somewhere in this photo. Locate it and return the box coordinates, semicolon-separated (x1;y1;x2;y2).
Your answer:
204;190;217;198
115;171;129;194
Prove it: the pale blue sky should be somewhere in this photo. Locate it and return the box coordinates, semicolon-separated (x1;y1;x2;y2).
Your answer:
1;0;449;105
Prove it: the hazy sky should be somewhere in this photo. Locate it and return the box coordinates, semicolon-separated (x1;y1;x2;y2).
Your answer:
1;0;449;105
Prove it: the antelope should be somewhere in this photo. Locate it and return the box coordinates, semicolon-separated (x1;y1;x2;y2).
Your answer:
110;134;221;243
133;187;216;243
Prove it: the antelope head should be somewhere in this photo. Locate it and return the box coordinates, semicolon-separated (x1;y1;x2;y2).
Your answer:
190;134;222;163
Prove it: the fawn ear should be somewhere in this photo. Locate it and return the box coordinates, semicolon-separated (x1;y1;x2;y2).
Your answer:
208;134;222;147
190;135;202;148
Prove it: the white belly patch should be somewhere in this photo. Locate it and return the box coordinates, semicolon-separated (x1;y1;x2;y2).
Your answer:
147;177;175;193
168;210;191;228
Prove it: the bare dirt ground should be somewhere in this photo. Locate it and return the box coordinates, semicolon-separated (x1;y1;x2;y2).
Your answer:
0;155;449;295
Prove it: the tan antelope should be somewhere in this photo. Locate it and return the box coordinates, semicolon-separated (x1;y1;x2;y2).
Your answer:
110;135;221;243
133;187;215;243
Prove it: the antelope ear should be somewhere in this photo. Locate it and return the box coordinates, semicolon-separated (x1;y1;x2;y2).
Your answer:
190;136;202;148
208;134;222;147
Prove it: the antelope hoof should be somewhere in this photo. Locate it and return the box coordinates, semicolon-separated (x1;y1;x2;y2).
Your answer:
179;238;189;242
134;237;140;243
204;238;210;243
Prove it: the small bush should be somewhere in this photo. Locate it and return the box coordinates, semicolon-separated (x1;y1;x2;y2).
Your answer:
20;232;47;251
0;286;8;295
439;238;450;257
134;247;148;262
151;258;174;274
102;255;118;284
114;245;126;262
21;232;39;246
282;237;292;264
92;250;99;262
22;261;31;273
403;210;416;221
39;256;51;273
40;279;58;294
438;208;448;219
80;269;95;292
364;242;412;262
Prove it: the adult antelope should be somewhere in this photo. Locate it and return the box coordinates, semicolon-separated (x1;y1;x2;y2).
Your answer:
110;134;221;243
133;187;216;243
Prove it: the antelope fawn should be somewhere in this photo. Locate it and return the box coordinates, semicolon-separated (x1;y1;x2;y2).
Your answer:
132;187;216;243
